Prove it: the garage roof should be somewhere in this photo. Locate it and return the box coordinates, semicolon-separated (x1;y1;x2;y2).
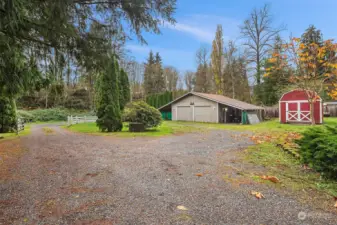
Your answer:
159;92;264;111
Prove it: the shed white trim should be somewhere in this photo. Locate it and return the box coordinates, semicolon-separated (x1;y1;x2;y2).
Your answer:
279;89;322;102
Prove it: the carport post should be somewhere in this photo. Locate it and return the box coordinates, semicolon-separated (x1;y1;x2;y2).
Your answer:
217;103;219;123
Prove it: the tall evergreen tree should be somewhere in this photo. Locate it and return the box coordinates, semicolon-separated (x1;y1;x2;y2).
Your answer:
144;51;156;95
154;52;166;93
119;68;130;110
301;25;323;47
96;56;122;132
211;25;224;94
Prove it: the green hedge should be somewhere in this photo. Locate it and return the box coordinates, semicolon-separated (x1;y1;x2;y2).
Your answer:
296;126;337;180
146;91;173;108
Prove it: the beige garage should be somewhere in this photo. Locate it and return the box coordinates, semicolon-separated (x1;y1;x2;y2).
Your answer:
194;106;212;122
159;92;264;124
177;106;192;121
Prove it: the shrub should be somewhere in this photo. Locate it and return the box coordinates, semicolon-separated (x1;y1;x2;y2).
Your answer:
295;126;337;179
28;108;68;121
123;101;162;128
0;97;17;133
18;108;95;122
17;110;34;122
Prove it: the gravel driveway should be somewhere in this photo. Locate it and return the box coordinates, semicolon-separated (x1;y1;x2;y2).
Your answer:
1;124;336;225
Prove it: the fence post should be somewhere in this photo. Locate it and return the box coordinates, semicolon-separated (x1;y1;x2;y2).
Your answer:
16;119;19;135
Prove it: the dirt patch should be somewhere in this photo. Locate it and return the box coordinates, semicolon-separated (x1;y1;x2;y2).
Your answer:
59;186;107;194
0;139;26;180
73;219;115;225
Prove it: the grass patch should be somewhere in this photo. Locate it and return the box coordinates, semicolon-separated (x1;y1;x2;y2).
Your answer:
0;124;31;142
65;121;204;137
42;127;54;134
244;142;337;199
64;118;337;137
175;117;337;133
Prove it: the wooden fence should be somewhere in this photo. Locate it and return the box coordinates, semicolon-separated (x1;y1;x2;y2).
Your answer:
263;104;337;119
17;118;25;133
67;115;98;126
264;107;279;119
325;104;337;117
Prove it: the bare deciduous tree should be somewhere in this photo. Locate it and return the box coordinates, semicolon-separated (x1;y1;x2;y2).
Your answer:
163;66;179;91
240;4;285;85
195;46;212;93
184;71;195;92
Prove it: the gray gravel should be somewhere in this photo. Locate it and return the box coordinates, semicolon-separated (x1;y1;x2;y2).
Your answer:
0;124;336;225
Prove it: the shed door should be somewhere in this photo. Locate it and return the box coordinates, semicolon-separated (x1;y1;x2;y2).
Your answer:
286;102;298;122
177;106;192;121
300;102;311;122
194;106;211;122
286;102;311;122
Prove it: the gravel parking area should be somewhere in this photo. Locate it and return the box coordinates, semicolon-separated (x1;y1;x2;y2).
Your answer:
0;124;336;224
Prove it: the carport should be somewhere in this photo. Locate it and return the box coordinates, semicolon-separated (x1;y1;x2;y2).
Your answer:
159;92;264;124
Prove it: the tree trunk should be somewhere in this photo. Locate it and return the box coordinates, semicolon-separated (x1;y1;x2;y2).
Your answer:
310;101;315;125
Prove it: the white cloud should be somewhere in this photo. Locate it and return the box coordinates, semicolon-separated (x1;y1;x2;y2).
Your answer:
164;23;214;43
162;14;241;43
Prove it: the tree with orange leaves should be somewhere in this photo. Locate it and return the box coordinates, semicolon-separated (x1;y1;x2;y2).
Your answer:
265;37;337;124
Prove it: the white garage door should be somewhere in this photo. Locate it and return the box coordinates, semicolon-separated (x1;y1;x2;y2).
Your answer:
177;106;192;121
194;106;212;122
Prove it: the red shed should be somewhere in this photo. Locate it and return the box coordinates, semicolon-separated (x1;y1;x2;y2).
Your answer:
279;90;323;124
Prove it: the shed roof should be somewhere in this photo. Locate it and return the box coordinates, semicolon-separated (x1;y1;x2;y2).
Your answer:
159;92;264;111
279;89;322;101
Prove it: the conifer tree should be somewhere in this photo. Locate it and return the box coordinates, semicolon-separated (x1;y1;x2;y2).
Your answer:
144;51;156;95
119;68;130;110
154;52;166;93
211;25;224;94
96;56;122;132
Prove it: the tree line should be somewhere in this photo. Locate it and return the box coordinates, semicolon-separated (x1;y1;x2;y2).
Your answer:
0;0;176;132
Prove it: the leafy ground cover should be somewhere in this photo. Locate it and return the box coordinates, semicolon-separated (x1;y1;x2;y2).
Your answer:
42;127;54;134
243;142;337;210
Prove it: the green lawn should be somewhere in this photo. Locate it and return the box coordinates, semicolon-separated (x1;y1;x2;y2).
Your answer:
65;118;337;137
65;121;205;137
0;124;31;141
185;117;337;133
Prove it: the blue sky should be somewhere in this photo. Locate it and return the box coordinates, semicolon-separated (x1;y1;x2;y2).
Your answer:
126;0;337;72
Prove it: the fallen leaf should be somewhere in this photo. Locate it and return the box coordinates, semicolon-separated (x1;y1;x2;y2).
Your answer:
260;175;280;183
251;191;264;199
195;173;203;177
334;201;337;208
177;205;188;211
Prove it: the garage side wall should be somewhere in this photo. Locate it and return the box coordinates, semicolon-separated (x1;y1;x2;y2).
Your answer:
172;95;218;123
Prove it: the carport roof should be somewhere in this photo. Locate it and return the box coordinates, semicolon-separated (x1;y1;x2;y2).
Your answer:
159;92;264;111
